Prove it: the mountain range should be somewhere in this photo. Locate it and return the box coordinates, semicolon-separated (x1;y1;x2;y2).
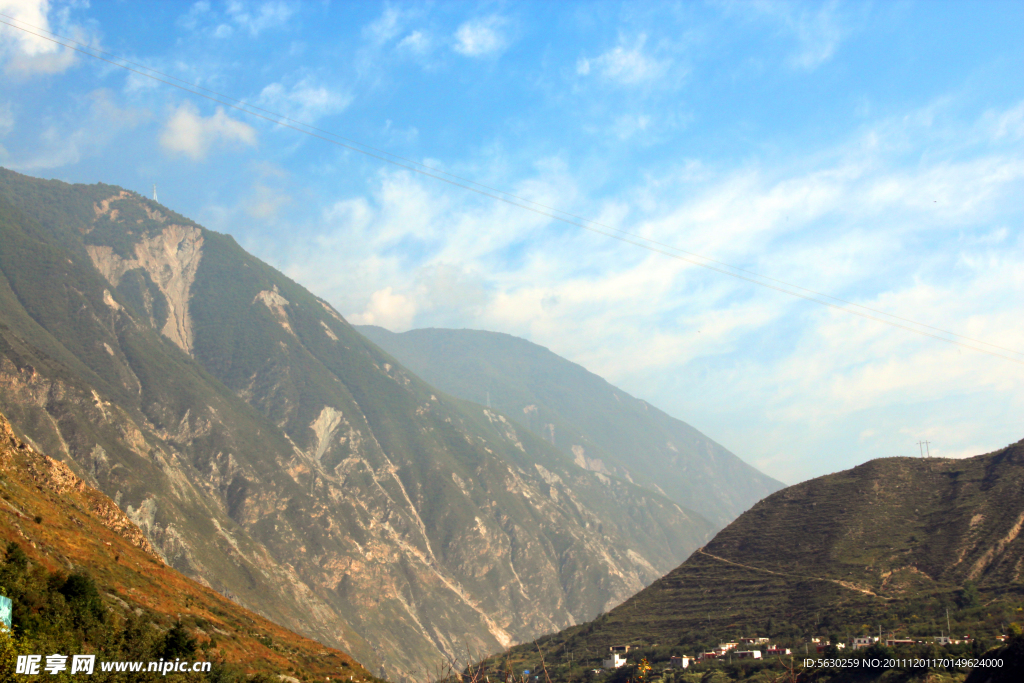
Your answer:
0;168;775;679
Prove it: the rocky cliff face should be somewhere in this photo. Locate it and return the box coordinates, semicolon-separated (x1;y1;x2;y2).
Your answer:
0;169;718;680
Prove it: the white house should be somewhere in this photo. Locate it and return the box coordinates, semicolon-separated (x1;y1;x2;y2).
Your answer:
602;654;626;669
736;651;762;660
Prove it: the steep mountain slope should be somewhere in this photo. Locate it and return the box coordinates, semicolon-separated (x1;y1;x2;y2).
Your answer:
356;327;782;527
0;408;373;681
0;168;715;679
482;441;1024;676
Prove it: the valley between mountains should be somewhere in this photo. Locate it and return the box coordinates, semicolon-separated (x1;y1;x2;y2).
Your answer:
0;168;781;680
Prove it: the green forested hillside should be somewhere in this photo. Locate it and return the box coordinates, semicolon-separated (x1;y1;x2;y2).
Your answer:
0;168;719;680
357;326;781;526
479;442;1024;681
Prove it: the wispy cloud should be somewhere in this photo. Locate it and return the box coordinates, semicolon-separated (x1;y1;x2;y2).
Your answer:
159;101;256;161
453;15;509;57
226;0;294;37
363;5;404;44
258;76;352;123
398;30;432;55
576;34;670;85
176;0;293;39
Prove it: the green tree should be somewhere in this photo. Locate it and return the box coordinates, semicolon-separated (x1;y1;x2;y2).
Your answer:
0;627;24;683
959;581;981;609
161;620;198;659
3;544;27;572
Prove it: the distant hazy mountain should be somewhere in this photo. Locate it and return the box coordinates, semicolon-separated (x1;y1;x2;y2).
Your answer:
357;326;782;526
481;440;1024;678
0;409;372;681
0;168;714;679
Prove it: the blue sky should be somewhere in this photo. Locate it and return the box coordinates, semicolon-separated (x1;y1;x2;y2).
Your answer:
1;0;1022;484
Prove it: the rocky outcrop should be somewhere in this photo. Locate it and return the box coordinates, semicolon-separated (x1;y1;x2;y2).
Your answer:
87;219;204;355
0;412;154;555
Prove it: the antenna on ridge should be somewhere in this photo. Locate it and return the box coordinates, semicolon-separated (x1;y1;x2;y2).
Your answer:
152;184;158;202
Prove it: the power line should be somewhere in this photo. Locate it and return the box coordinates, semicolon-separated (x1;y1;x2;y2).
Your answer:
2;15;1023;366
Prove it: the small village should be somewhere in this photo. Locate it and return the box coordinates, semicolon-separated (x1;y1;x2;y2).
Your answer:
592;631;1009;674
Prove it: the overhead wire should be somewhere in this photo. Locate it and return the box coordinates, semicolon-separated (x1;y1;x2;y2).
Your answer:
1;14;1022;366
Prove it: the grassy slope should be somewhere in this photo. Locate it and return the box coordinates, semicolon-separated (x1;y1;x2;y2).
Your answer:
356;326;782;527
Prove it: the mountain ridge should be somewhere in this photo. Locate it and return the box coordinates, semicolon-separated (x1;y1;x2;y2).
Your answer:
356;325;782;526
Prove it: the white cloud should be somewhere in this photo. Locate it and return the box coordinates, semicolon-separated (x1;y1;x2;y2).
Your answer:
364;5;403;44
453;16;509;57
159;101;257;161
576;34;669;85
349;287;417;330
0;0;86;76
398;30;431;54
226;0;293;36
258;76;352;123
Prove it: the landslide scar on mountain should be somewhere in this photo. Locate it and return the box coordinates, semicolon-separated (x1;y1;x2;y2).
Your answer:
87;224;204;355
254;285;296;337
91;190;131;226
309;406;343;463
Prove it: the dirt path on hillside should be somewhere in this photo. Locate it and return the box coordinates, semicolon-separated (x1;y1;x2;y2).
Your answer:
696;548;887;599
